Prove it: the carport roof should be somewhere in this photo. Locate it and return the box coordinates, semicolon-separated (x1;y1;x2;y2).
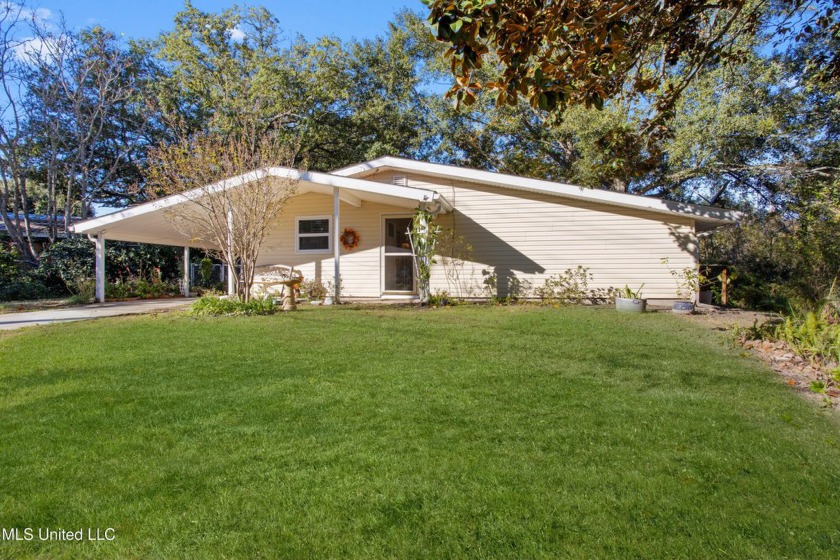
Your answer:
71;167;452;246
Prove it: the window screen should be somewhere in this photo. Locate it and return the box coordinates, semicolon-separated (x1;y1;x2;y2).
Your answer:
297;218;330;252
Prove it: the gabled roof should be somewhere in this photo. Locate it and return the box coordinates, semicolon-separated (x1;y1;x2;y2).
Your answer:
72;167;452;242
331;156;742;231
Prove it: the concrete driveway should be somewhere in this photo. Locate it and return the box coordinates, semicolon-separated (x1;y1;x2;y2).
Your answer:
0;298;196;331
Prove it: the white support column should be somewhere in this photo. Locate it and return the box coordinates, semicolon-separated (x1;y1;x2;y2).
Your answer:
227;206;235;296
333;186;340;302
182;246;190;297
94;235;106;303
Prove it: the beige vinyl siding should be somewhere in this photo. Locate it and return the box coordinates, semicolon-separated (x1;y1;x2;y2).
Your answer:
258;192;412;298
357;170;697;299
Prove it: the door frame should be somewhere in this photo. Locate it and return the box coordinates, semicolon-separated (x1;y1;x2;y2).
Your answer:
380;213;417;297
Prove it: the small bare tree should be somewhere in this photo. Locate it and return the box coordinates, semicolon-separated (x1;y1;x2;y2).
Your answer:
146;128;299;302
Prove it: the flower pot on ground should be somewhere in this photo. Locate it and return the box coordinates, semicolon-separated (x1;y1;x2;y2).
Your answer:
672;301;695;314
615;284;646;313
661;258;705;315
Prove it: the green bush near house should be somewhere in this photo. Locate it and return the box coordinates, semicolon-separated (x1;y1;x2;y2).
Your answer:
1;306;839;558
189;295;277;316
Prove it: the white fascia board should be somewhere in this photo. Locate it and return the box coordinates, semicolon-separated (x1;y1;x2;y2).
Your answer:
72;167;447;234
292;169;448;208
331;157;742;226
72;169;267;234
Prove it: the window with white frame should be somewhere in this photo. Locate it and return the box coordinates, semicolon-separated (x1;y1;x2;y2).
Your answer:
296;216;331;253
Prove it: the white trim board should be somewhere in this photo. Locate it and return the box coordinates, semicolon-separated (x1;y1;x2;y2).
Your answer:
72;167;451;235
331;156;742;230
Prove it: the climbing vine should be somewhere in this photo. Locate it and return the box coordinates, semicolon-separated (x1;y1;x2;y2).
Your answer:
408;207;441;304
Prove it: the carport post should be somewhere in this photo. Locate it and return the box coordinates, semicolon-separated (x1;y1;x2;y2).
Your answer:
333;187;340;301
182;246;190;297
95;235;105;303
227;206;236;296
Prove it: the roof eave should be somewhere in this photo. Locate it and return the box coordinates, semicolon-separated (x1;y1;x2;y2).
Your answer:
331;156;743;227
72;166;448;235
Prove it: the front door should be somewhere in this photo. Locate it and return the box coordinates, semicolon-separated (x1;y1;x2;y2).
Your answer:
382;217;416;294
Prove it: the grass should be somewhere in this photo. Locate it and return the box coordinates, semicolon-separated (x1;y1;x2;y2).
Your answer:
1;305;839;558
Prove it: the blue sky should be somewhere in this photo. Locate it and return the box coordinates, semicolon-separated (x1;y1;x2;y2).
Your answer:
33;1;422;42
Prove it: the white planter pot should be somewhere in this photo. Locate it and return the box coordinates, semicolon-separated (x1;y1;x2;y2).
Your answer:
672;301;695;314
615;297;647;313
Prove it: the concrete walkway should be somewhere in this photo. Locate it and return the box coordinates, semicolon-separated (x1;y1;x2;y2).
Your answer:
0;298;196;331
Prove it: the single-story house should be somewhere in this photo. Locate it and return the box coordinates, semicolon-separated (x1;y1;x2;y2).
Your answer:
2;213;82;253
71;156;741;303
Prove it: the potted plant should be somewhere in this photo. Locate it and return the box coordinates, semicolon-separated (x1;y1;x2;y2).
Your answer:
615;284;646;313
662;258;703;314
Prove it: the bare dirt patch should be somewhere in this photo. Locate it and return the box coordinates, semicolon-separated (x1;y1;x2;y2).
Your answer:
0;298;74;314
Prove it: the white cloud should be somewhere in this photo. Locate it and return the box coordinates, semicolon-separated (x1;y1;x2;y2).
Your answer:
0;2;53;23
32;6;51;21
228;26;246;43
12;35;64;63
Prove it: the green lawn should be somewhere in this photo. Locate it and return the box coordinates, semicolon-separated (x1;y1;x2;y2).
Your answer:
1;305;839;558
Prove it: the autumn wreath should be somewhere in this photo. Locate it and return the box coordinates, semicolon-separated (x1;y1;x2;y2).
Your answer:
340;227;359;250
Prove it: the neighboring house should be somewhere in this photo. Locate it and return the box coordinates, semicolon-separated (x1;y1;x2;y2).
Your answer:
71;157;741;303
1;213;82;253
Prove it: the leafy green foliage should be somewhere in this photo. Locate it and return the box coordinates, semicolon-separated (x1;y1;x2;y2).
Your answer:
621;284;645;299
300;279;328;301
67;278;95;305
428;289;456;306
38;237;181;290
106;277;180;300
198;257;214;287
189;295;277;317
0;242;54;301
534;266;616;304
703;210;840;309
409;208;442;303
148;6;431;173
775;311;840;366
735;286;839;397
423;0;835;127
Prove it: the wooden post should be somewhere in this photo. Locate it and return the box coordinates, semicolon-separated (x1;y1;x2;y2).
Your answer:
721;268;728;306
95;235;105;303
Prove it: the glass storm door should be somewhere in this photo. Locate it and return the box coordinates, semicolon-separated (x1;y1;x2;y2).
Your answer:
383;217;416;294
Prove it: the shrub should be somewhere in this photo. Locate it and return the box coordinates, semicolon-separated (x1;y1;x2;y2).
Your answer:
0;242;54;301
775;311;840;365
67;278;95;304
535;266;616;304
199;257;214;286
735;287;839;368
0;275;51;301
300;279;327;300
428;290;457;306
189;296;277;317
105;276;180;300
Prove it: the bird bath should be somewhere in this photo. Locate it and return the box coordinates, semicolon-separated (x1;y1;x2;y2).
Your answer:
252;266;304;311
